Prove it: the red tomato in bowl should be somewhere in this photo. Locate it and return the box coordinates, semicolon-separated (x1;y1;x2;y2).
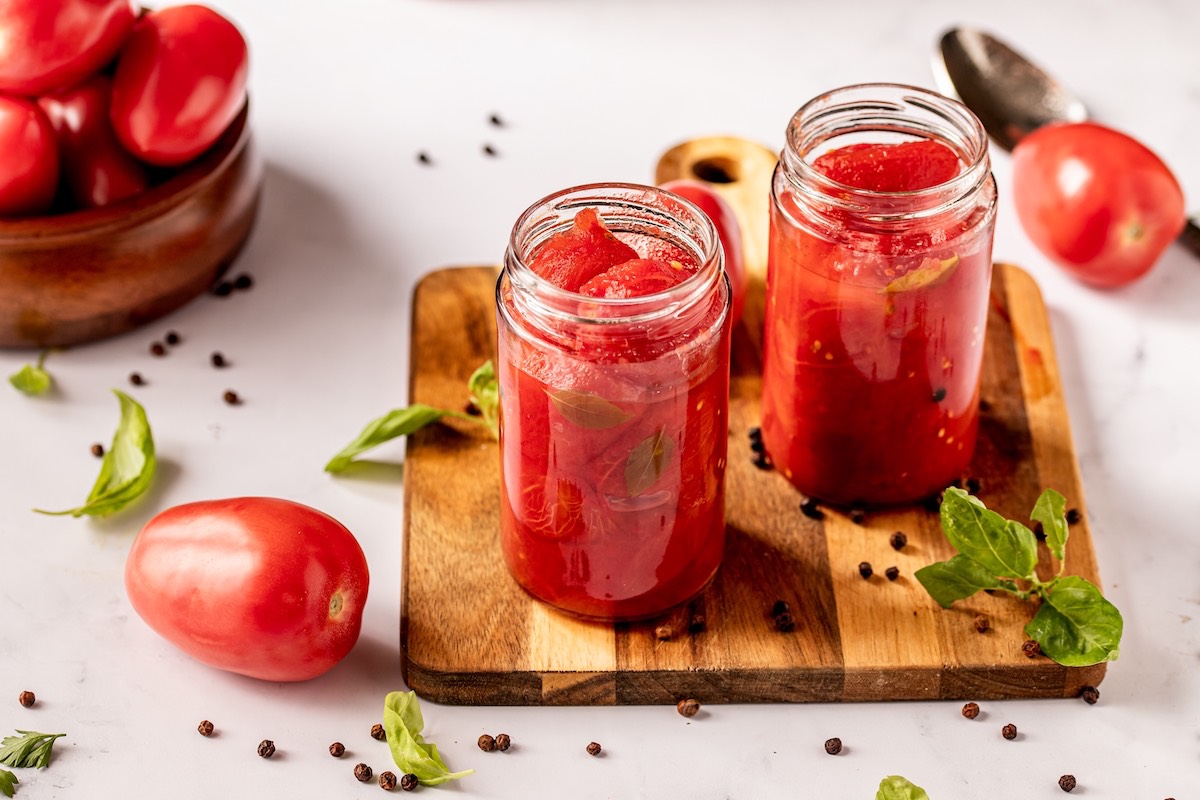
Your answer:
39;75;149;208
0;96;59;216
110;5;249;166
659;179;747;325
1011;121;1185;288
125;498;369;682
0;0;136;96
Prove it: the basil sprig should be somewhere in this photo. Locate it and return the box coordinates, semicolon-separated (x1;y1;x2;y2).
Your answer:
916;487;1123;666
35;390;155;518
325;360;498;474
8;351;51;396
877;776;930;800
382;691;472;786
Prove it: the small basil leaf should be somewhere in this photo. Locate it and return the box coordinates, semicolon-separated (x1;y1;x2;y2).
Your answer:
0;731;65;769
881;254;959;293
1030;488;1069;562
624;428;675;497
0;767;15;798
8;362;51;396
1024;576;1123;666
940;487;1038;580
877;775;931;800
467;360;499;438
35;390;154;518
383;691;472;786
915;554;1003;609
325;404;451;473
547;389;632;430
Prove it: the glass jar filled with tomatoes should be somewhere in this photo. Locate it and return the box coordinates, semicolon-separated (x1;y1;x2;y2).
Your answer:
762;84;997;506
496;183;732;620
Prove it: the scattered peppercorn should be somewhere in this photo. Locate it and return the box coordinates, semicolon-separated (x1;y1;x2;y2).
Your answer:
495;733;511;751
966;477;982;494
489;113;504;127
1079;685;1099;705
1001;723;1017;740
979;398;991;412
233;273;254;290
655;624;673;641
931;387;947;403
1066;508;1082;525
477;734;496;752
1058;774;1076;792
1022;639;1041;658
858;562;873;580
150;341;166;356
771;600;790;617
774;612;795;631
922;493;942;513
210;351;227;368
677;698;701;718
751;452;773;470
400;773;418;791
885;566;900;581
482;144;498;157
223;390;241;405
889;531;907;550
849;506;866;525
165;331;181;345
197;720;214;736
379;771;398;790
18;691;34;708
129;371;144;386
688;612;706;634
257;739;276;758
973;614;990;633
1033;521;1047;541
417;152;431;165
371;723;386;741
961;702;980;719
824;737;842;755
586;742;602;756
949;477;963;489
212;281;234;297
800;497;825;520
90;443;104;458
464;401;481;416
355;763;374;782
329;742;345;757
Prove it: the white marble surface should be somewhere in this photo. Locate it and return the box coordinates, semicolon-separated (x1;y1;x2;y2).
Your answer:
2;0;1199;796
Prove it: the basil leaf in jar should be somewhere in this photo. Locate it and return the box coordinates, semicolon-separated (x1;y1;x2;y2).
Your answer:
881;254;960;293
624;428;675;497
547;389;633;430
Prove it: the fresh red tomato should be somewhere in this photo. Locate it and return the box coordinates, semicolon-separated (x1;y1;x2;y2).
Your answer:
0;96;59;216
0;0;135;96
659;179;746;325
1011;122;1185;287
39;75;149;208
110;5;248;166
125;498;369;682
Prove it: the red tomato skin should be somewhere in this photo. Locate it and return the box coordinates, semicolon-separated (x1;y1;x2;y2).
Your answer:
1011;122;1185;288
110;5;249;166
39;75;149;208
0;0;135;96
125;498;370;682
0;96;60;216
659;179;746;325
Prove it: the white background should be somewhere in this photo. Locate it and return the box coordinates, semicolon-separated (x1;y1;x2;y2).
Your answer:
2;0;1199;797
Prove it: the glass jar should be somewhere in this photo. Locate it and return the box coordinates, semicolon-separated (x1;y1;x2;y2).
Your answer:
761;84;997;506
496;183;731;620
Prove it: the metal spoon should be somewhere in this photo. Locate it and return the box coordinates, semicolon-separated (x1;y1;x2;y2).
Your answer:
934;27;1200;256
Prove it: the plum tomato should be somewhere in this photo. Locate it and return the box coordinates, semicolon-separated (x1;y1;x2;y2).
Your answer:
125;497;369;682
39;75;149;208
0;96;59;216
812;140;961;193
110;5;249;167
528;207;640;291
1011;121;1185;287
0;0;136;96
658;179;747;325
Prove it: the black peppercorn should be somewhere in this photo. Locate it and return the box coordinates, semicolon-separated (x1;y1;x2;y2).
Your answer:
223;390;241;405
210;351;227;368
931;387;947;403
973;614;990;633
858;562;873;580
477;734;496;752
417;152;431;165
922;493;942;513
329;741;345;757
482;144;497;157
379;771;398;790
1058;774;1076;792
371;723;386;741
655;624;673;641
1033;521;1047;541
966;477;981;494
889;531;907;550
849;506;866;525
18;691;35;708
1079;685;1099;705
751;452;773;470
129;371;144;386
1001;723;1017;740
495;733;511;751
212;281;234;297
676;698;700;718
150;341;166;356
257;739;276;758
1066;508;1082;525
197;720;214;736
771;600;791;617
800;497;825;520
1022;639;1041;658
400;773;418;791
885;566;900;581
774;612;795;631
586;741;602;756
165;331;181;345
824;737;842;755
961;702;980;719
355;763;373;782
688;612;706;634
233;273;254;290
90;442;105;458
489;113;504;127
464;401;481;416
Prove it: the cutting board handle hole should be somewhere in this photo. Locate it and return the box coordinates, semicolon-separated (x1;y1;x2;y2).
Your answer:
690;157;740;184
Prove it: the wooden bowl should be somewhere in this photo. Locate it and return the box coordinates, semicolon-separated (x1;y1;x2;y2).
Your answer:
0;104;262;348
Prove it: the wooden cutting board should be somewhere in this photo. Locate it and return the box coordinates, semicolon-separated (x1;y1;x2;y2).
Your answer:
399;137;1106;705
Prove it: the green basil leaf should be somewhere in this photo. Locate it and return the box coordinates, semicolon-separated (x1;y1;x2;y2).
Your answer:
940;487;1038;580
547;389;632;430
467;360;499;439
35;390;154;518
881;254;959;293
8;362;51;396
877;775;931;800
0;767;17;798
1030;488;1069;562
1024;576;1123;666
0;731;65;769
625;428;675;497
325;404;451;473
915;554;1004;609
383;691;472;786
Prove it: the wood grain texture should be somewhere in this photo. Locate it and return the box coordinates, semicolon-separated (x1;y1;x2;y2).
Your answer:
400;263;1107;705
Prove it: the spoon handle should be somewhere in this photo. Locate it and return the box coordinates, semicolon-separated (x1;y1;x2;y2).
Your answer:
1182;218;1200;259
